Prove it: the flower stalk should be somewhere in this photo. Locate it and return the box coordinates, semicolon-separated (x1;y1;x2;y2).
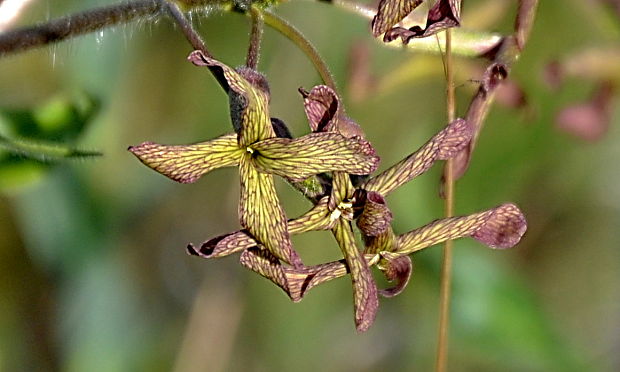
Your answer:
261;8;338;90
246;6;264;69
436;26;455;372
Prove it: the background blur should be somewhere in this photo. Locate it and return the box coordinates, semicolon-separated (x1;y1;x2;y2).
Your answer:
1;0;619;371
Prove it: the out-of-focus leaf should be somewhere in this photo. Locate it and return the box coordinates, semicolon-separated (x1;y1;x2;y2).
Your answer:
0;91;99;141
0;92;101;192
0;135;101;162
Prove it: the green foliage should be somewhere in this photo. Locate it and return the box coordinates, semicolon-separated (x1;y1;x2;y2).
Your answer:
0;92;100;191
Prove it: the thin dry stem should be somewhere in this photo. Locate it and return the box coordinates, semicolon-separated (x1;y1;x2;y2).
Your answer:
436;27;455;372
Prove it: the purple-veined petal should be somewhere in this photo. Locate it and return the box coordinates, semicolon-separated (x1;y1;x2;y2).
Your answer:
239;153;301;267
241;248;354;302
396;203;527;255
362;118;471;196
300;85;366;138
186;230;254;259
251;132;380;182
371;0;425;37
188;50;275;146
384;0;461;43
377;253;412;298
240;247;290;296
333;219;379;332
356;191;393;237
187;197;334;259
299;85;340;132
128;133;242;184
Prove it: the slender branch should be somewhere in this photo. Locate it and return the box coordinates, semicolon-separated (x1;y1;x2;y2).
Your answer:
311;0;503;57
0;0;162;56
434;0;539;365
451;0;540;180
246;6;264;69
161;0;213;57
436;28;455;372
261;9;338;90
0;0;228;57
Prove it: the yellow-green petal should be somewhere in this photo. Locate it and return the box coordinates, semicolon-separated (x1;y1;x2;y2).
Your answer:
128;133;242;183
188;50;275;146
362;118;471;195
396;203;527;255
252;132;380;182
239;153;301;267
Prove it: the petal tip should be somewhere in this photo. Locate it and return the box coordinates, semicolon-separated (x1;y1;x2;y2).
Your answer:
474;203;527;249
186;244;199;256
187;50;210;66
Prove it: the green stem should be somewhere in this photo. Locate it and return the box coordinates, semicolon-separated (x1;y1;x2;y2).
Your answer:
261;8;338;90
0;135;101;162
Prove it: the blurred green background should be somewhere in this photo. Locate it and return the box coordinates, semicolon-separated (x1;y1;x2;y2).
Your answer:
1;0;619;371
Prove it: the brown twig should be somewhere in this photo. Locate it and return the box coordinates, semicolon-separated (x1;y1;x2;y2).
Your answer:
246;6;264;69
161;0;213;58
0;0;162;56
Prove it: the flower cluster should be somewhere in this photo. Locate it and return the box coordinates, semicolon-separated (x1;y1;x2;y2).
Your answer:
129;48;526;331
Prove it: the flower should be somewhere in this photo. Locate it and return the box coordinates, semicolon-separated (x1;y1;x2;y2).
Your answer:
130;47;527;331
129;50;380;269
187;85;526;331
372;0;462;43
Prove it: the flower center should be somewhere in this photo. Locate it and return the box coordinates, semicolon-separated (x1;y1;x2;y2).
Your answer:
330;199;355;221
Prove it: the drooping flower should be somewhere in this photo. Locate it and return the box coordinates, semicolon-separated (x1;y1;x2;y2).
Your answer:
186;85;527;332
129;50;380;269
372;0;462;43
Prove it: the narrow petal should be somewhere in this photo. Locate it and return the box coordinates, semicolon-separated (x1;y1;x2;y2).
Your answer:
253;254;380;302
252;132;380;182
285;260;349;302
384;0;461;43
330;172;356;212
241;248;353;303
288;196;335;233
299;85;340;132
240;247;290;296
396;203;527;256
239;154;301;267
188;50;274;146
371;0;425;37
186;230;254;259
377;253;412;298
356;191;393;237
128;133;242;183
362;118;471;196
188;197;334;259
299;85;366;138
333;219;379;332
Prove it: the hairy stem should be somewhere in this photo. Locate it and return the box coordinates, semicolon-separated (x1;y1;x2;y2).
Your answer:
162;0;213;57
246;6;264;69
261;9;338;90
436;28;455;372
0;0;161;56
0;0;228;57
